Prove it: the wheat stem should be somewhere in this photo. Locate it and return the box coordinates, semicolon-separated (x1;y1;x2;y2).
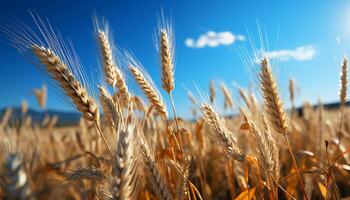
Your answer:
169;93;179;135
95;121;113;157
284;135;307;200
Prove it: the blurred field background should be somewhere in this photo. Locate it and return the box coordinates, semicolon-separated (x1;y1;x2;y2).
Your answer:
1;1;350;200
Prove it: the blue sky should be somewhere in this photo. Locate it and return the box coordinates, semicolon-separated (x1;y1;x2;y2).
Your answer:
0;0;349;117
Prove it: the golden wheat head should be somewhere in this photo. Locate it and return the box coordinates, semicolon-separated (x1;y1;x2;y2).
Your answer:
159;28;174;93
97;29;131;106
340;56;348;107
98;86;122;131
240;92;280;179
112;125;139;199
32;45;99;122
219;82;234;110
259;58;288;135
97;30;118;87
33;84;47;109
139;137;173;200
202;103;244;161
129;65;168;118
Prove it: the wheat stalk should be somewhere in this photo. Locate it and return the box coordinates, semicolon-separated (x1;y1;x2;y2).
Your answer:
129;65;168;118
336;56;348;168
202;103;244;161
97;29;131;106
220;82;234;110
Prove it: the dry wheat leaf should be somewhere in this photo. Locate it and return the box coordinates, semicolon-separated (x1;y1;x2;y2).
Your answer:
318;182;327;198
240;123;250;130
234;187;256;200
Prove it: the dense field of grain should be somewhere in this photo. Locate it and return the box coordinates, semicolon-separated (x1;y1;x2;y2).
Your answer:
1;16;350;200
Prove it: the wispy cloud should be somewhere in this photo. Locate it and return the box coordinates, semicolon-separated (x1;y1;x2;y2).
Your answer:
257;45;316;62
185;31;245;48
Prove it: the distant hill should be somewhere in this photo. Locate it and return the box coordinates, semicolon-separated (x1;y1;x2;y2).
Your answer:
0;107;81;126
295;101;350;116
0;101;349;126
222;101;350;121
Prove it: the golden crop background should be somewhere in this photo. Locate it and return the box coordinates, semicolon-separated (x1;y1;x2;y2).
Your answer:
0;16;350;200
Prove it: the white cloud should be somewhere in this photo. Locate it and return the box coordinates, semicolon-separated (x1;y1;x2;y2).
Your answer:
257;45;316;62
185;31;245;48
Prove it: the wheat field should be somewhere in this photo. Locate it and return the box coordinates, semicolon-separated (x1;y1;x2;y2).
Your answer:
0;15;350;200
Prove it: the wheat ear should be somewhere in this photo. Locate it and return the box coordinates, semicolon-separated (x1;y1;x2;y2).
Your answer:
159;25;180;134
131;96;146;113
159;28;174;93
0;108;12;131
177;156;190;200
129;65;168;118
1;153;33;200
33;84;47;109
259;58;308;199
259;58;288;135
202;103;244;161
97;30;118;87
97;30;130;105
112;125;139;200
32;45;113;156
21;100;28;115
32;45;99;121
336;57;348;163
240;93;280;179
220;82;234;110
340;57;348;107
140;141;173;200
248;121;280;180
209;80;216;103
98;86;122;132
66;167;105;181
